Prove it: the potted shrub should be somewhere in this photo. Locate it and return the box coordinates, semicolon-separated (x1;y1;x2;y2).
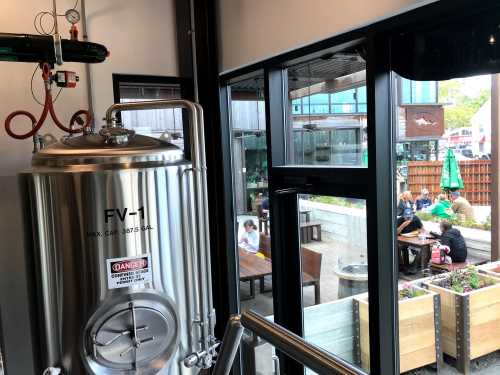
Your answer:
354;285;442;373
424;267;500;373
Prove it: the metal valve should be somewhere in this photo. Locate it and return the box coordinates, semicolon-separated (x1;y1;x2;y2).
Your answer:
183;336;220;369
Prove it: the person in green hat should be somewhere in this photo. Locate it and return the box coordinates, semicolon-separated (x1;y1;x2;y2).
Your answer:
431;193;454;219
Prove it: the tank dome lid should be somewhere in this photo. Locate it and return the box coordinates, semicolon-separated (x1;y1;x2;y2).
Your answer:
32;129;184;168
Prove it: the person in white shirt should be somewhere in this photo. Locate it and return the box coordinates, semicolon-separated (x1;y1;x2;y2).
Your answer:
239;219;259;253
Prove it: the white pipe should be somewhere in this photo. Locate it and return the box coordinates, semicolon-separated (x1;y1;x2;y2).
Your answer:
80;0;95;130
52;0;63;65
189;0;199;102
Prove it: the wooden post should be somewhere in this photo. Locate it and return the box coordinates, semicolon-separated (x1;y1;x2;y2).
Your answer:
491;75;499;261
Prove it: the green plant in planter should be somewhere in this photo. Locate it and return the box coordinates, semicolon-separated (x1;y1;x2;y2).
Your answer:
416;211;491;231
433;266;494;293
398;284;427;300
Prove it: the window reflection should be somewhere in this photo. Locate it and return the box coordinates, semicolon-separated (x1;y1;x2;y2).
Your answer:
286;51;367;167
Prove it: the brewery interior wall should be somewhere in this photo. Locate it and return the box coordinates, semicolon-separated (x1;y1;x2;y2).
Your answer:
216;0;434;72
0;0;179;177
0;1;179;372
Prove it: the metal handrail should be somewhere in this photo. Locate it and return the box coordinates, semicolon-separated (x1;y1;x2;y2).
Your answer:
213;310;365;375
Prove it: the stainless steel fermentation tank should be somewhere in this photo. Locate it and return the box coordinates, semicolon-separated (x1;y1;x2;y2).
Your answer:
22;100;216;374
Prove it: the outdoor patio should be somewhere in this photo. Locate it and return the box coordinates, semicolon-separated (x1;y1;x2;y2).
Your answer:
237;209;500;374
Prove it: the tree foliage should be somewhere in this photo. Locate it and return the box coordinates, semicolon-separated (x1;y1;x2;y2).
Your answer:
438;80;490;130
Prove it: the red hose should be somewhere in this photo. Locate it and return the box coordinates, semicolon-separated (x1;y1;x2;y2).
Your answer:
4;63;91;140
5;90;51;140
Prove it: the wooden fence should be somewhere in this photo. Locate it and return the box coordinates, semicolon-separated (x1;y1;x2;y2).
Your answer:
407;160;491;205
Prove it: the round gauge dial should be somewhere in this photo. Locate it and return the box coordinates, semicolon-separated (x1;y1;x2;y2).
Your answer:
65;9;81;24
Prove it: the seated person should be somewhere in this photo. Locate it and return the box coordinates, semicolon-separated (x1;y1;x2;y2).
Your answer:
397;191;414;218
238;219;259;253
431;194;453;219
396;208;423;273
431;220;467;262
397;208;423;235
416;188;432;211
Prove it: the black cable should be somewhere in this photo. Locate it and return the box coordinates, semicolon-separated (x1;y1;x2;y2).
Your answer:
39;11;55;35
30;65;44;106
30;64;65;105
35;0;80;35
53;88;64;102
33;11;55;35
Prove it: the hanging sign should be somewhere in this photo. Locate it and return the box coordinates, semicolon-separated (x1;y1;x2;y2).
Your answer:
405;105;444;138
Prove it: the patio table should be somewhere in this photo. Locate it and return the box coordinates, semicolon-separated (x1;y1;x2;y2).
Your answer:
239;247;272;300
397;235;437;271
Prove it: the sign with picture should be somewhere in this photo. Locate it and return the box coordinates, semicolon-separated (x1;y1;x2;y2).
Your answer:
405;105;444;138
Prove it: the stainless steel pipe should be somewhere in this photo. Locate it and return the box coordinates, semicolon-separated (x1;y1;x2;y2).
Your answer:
211;316;245;375
105;99;216;367
214;311;364;375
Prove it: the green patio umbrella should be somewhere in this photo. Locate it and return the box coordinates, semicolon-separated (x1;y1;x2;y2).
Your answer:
440;148;464;191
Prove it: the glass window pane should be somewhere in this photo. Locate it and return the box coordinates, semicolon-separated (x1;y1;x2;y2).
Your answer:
118;83;184;149
331;104;356;113
332;88;356;104
401;77;412;104
299;194;368;372
357;85;367;104
310;93;329;104
229;75;273;316
292;98;302;114
287;52;367;167
412;80;437;103
394;74;495;375
310;104;329;114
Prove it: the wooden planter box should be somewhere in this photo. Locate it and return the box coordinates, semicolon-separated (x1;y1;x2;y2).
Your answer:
477;261;500;278
424;274;500;374
354;288;442;373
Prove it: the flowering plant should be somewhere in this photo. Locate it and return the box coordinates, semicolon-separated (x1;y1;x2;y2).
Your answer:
432;266;494;293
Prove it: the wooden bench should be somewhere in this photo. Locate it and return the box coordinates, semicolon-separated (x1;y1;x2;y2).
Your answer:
300;222;322;243
302;247;322;305
256;236;322;304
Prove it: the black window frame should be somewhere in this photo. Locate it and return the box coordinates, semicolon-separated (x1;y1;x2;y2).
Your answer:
220;34;398;374
214;1;500;375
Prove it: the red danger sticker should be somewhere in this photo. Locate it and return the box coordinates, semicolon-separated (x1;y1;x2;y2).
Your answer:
106;254;152;289
111;258;148;273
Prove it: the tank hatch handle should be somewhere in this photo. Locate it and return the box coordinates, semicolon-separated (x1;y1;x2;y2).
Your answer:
92;302;155;366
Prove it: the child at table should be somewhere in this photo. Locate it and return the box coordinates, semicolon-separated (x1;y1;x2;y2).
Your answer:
239;219;259;253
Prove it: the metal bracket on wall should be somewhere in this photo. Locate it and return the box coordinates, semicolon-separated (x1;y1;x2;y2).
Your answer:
353;299;362;367
433;294;443;373
455;294;470;374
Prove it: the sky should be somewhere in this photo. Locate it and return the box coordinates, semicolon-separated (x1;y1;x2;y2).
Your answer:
458;74;491;97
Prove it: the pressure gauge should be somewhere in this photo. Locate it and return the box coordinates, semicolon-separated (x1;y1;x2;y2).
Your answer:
65;9;81;25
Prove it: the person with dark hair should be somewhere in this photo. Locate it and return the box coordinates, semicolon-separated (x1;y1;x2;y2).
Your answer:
396;208;423;235
239;219;259;252
396;208;424;274
431;220;467;262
